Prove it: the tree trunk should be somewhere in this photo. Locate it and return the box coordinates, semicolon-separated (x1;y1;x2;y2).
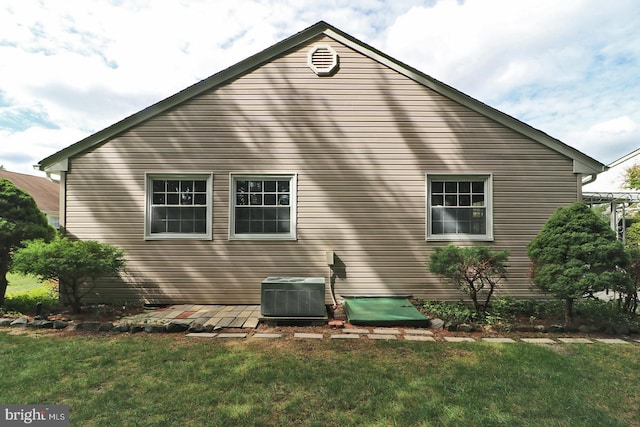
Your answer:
0;271;8;307
564;298;574;326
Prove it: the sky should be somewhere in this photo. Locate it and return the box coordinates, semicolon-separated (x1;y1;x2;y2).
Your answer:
1;0;639;176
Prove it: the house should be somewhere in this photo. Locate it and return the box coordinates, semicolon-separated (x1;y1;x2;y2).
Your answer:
38;21;605;305
0;170;60;229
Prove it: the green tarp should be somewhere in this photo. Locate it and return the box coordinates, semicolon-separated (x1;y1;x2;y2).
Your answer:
342;297;430;327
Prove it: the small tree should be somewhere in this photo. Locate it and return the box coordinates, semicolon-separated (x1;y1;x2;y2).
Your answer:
12;236;126;313
429;244;509;314
0;178;55;306
624;164;640;190
527;202;630;325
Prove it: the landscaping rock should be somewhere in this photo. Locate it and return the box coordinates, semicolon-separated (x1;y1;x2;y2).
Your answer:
446;323;457;332
534;325;547;333
53;320;68;330
203;324;215;333
188;323;205;333
457;323;475;332
604;323;630;336
10;317;28;327
547;325;564;333
29;319;54;329
429;318;445;329
166;321;190;333
98;322;114;332
144;324;165;333
114;324;131;333
515;325;536;333
129;325;144;334
76;322;101;332
0;318;14;327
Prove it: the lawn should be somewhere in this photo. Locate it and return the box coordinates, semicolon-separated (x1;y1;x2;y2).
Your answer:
0;332;639;426
5;272;44;293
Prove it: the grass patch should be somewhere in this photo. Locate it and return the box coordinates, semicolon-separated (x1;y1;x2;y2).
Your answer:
6;272;45;293
0;333;638;426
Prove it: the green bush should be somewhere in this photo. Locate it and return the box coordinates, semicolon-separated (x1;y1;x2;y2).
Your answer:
3;285;58;315
422;300;478;325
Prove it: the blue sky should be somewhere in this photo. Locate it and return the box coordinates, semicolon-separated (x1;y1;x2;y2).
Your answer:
1;0;639;175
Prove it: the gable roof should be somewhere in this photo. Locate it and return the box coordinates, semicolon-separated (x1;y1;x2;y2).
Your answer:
38;21;606;175
0;170;59;212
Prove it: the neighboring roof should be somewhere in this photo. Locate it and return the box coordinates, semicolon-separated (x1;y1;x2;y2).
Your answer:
38;21;606;175
0;170;59;212
583;146;640;192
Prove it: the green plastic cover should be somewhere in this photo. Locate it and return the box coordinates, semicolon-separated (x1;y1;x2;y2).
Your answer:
343;297;430;327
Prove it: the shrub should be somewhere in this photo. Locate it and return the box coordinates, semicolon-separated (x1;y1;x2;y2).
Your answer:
422;300;478;325
429;244;509;314
527;202;630;325
12;236;126;313
3;284;59;315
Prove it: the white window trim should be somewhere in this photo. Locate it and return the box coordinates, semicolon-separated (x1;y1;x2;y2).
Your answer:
426;173;494;242
144;172;213;241
229;172;297;241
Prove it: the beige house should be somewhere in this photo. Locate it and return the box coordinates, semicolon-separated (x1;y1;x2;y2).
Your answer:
39;22;605;305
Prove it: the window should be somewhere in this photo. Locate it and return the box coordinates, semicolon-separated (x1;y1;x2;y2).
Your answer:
426;174;493;241
145;174;212;240
230;173;297;240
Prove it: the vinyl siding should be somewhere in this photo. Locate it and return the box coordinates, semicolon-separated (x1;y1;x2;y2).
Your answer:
63;35;578;304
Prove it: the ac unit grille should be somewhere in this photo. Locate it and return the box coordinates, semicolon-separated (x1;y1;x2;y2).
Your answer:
261;277;326;317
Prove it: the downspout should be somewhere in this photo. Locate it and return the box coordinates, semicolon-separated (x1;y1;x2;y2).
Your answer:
581;173;598;186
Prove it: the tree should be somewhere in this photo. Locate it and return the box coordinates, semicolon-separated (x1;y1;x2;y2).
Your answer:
429;244;509;314
0;178;55;306
12;236;126;313
527;202;630;325
624;164;640;190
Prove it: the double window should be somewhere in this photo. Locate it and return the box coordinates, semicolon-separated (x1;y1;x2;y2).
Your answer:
145;173;212;240
426;174;493;241
229;173;297;240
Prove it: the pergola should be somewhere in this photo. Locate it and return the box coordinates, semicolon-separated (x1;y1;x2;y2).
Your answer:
583;192;640;243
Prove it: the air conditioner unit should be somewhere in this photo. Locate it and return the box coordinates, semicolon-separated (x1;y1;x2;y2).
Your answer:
261;277;326;317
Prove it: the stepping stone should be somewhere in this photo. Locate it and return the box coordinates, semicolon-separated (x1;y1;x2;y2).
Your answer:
294;333;323;339
217;333;247;338
404;329;434;335
215;318;234;328
252;333;283;338
227;317;246;328
595;338;630;344
242;318;260;329
482;338;516;343
186;333;218;338
368;334;397;340
373;328;400;335
444;337;475;342
404;335;436;342
343;328;369;334
331;334;360;339
521;338;556;344
557;338;593;344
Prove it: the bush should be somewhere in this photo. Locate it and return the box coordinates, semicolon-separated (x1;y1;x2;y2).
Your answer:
527;202;630;325
429;244;509;314
422;300;478;325
3;284;58;315
12;236;126;313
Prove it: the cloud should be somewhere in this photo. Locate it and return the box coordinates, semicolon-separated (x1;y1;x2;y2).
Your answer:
1;0;639;175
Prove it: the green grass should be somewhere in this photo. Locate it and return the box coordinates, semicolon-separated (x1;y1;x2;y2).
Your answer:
0;333;639;426
6;272;44;293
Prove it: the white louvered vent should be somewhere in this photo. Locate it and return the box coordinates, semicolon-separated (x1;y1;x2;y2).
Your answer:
307;44;339;76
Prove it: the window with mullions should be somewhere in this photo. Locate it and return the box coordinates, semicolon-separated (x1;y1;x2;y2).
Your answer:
426;174;493;241
230;174;296;240
145;174;212;239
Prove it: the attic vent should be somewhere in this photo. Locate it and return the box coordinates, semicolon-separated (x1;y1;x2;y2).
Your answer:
308;44;339;76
